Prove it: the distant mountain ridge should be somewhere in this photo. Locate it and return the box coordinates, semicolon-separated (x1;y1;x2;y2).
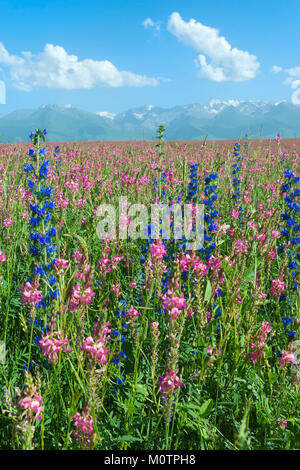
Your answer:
0;100;300;142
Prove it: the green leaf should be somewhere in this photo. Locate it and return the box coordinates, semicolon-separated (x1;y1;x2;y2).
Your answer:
117;435;142;443
199;399;214;418
204;279;212;303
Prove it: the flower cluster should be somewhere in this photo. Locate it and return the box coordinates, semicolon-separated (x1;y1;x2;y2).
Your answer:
72;407;96;448
0;248;6;263
248;321;272;364
270;278;286;298
18;381;44;421
158;369;184;396
202;172;218;260
279;169;299;309
23;129;61;310
186;164;198;203
231;142;243;221
39;328;71;364
81;321;111;366
162;289;186;321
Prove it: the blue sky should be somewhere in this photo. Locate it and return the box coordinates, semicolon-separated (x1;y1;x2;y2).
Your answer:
0;0;300;114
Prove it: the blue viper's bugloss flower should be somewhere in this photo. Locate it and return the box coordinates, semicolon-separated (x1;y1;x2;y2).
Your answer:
278;167;299;318
24;128;59;312
282;317;293;326
24;163;34;172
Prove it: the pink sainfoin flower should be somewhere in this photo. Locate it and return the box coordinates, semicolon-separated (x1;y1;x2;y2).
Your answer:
248;321;272;364
234;240;249;255
81;321;111;365
111;283;121;297
279;349;296;367
3;218;12;227
231;209;240;220
207;346;221;365
98;253;124;274
158;370;184;395
72;407;95;448
177;253;192;272
21;281;42;305
150;238;167;261
192;258;209;277
69;284;95;311
125;304;141;319
150;321;159;332
18;393;44;421
39;330;72;364
54;258;69;270
128;279;137;288
0;248;6;263
277;417;287;429
270;278;285;297
162;290;186;320
266;246;277;260
271;230;280;239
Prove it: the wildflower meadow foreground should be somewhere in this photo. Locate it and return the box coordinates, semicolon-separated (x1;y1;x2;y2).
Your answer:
0;128;299;450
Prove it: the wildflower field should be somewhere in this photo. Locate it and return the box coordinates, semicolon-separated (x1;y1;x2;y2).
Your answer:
0;128;299;450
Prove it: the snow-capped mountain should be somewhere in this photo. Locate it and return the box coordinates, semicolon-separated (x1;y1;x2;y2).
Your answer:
0;100;298;142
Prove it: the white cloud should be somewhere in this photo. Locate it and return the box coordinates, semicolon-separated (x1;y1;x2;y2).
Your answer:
0;42;159;91
285;67;300;104
271;65;282;74
285;66;300;87
167;12;260;82
142;18;160;32
291;89;300;105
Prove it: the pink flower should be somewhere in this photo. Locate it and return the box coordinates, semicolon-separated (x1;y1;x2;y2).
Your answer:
234;240;249;255
21;281;42;305
39;330;71;364
111;283;121;297
69;284;95;310
231;210;240;220
72;407;95;447
277;417;287;429
248;321;271;364
81;322;111;365
18;394;44;420
258;293;267;300
162;290;186;320
158;370;184;395
279;350;296;367
0;248;6;263
150;321;159;330
270;278;285;297
54;258;69;270
81;336;109;364
125;304;141;319
192;259;208;277
271;230;280;239
150;238;167;261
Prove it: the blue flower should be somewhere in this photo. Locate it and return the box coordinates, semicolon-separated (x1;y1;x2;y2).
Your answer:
282;317;293;326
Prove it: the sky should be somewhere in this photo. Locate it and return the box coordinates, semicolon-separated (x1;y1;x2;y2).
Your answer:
0;0;300;114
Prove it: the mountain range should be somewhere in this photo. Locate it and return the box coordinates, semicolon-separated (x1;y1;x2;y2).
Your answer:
0;99;300;142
